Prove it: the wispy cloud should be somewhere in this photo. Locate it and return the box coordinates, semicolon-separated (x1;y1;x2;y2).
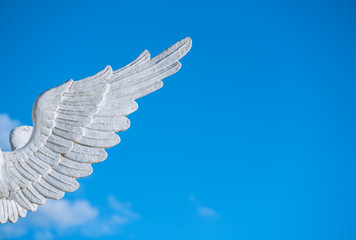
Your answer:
32;199;98;229
0;223;27;239
0;113;20;151
189;195;219;218
81;196;141;238
0;196;140;239
108;195;141;223
33;230;54;240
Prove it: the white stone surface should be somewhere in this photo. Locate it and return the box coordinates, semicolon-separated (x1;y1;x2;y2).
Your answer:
0;37;192;224
10;126;33;151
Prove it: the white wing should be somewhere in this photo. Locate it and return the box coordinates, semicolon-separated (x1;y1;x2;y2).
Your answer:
0;37;192;223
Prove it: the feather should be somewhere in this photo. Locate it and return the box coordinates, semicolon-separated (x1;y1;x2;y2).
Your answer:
67;81;108;94
47;135;73;153
52;126;83;141
45;170;79;192
10;192;37;212
56;113;93;123
10;169;31;188
33;180;64;200
55;158;93;178
58;104;98;112
0;200;7;224
110;60;181;91
65;147;107;163
97;100;138;117
8;200;18;223
38;147;61;166
16;203;27;218
17;163;40;182
112;50;150;78
22;185;46;205
87;117;131;132
77;134;120;148
76;65;112;84
27;155;51;175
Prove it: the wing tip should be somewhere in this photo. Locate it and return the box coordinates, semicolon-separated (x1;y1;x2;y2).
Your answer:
152;37;192;64
182;37;192;48
178;36;192;55
0;199;28;224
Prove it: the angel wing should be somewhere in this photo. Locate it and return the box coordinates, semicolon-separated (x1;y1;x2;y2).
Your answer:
0;37;192;223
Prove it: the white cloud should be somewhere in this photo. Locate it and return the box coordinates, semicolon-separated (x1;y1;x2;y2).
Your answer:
189;195;219;218
34;230;54;240
32;199;98;229
197;206;218;217
0;196;140;239
0;223;27;239
0;113;20;151
81;196;141;238
107;195;141;223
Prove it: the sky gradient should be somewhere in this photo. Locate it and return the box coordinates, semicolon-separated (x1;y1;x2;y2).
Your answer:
0;0;356;239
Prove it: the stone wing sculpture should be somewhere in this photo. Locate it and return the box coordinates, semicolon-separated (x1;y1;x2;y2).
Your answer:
0;37;192;223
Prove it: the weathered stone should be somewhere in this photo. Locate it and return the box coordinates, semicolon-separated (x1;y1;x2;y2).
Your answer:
0;37;192;223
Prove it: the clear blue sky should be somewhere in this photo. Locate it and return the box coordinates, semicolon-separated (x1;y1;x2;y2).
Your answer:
0;0;356;239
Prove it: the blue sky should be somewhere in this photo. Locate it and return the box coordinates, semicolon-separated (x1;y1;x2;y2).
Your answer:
0;0;356;239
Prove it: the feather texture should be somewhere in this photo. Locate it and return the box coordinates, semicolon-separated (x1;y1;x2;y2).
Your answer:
0;37;192;223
